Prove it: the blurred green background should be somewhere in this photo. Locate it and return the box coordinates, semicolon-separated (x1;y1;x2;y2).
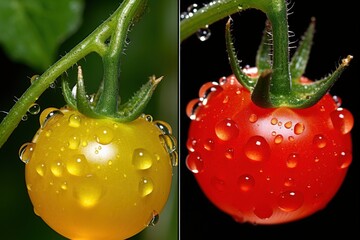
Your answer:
0;0;178;239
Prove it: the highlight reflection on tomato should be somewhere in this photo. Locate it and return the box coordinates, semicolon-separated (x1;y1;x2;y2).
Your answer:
21;106;177;240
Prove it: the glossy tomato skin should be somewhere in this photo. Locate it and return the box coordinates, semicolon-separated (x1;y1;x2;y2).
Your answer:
23;107;175;240
186;71;353;224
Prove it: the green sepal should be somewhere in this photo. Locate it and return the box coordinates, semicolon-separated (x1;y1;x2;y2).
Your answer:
115;75;162;122
290;17;315;81
251;69;273;108
225;18;256;91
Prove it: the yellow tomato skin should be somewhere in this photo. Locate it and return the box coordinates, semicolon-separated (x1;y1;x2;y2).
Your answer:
24;107;174;240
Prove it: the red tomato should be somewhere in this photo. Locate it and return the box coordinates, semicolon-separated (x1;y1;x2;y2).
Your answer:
185;68;353;224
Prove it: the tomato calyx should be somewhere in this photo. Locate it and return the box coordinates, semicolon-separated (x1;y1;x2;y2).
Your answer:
61;0;161;122
225;13;352;109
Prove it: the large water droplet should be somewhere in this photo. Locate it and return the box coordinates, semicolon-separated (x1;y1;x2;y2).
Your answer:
238;174;255;192
199;82;223;105
274;134;283;144
39;107;63;128
294;122;305;135
170;150;179;167
68;114;81;128
196;26;211;41
74;175;103;208
215;118;239;141
139;177;154;197
278;191;304;212
185;152;203;173
95;126;114;145
284;121;292;129
330;108;354;134
19;142;35;164
254;205;273;219
244;136;270;162
28;103;41;115
132;148;153;170
66;154;88;176
186;99;202;120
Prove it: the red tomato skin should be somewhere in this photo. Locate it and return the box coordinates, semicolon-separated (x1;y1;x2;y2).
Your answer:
186;73;353;224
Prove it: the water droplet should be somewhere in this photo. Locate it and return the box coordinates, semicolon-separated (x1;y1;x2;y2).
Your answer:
203;138;215;151
147;210;159;226
68;136;80;149
68;114;81;128
244;136;270;162
74;175;103;208
28;103;40;115
186;152;203;173
60;181;68;190
313;134;327;148
274;134;283;144
198;82;223;104
139;177;154;197
95;126;114;145
159;134;177;153
142;114;153;122
186;138;197;152
278;191;304;212
294;122;305;135
288;136;295;142
254;205;273;219
187;3;198;14
36;163;46;176
30;75;39;84
215;118;239;141
132;148;153;170
19;142;35;164
286;153;299;168
225;148;234;159
330;108;354;134
170;151;179;167
238;174;255;192
196;26;211;41
154;120;172;135
66;154;88;176
50;161;64;177
180;11;188;20
249;114;258;123
22;114;28;121
284;177;295;187
270;118;278;125
186;99;202;120
39;107;63;128
337;151;352;169
284;121;292;129
332;95;342;107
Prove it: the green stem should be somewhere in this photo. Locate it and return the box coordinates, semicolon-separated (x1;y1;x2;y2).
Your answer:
0;2;130;149
96;0;147;115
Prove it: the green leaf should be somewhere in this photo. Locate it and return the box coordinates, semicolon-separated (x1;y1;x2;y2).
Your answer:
0;0;84;71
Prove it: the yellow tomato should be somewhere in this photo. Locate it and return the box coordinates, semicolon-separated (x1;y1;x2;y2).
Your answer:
21;107;176;240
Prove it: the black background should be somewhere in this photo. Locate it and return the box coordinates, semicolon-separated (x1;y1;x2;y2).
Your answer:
180;0;359;239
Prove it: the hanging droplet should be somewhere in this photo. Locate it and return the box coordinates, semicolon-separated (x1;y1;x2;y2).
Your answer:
159;134;177;154
139;177;154;197
28;103;41;115
154;120;172;135
186;152;203;173
132;148;153;170
244;136;270;162
39;107;64;128
186;138;197;152
187;3;198;15
68;114;81;128
196;26;211;41
19;142;35;164
170;150;179;167
186;99;202;120
147;210;159;226
22;114;28;121
330;108;354;134
215;118;239;141
30;75;40;84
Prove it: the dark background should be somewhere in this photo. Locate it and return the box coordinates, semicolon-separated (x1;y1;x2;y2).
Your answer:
180;0;359;239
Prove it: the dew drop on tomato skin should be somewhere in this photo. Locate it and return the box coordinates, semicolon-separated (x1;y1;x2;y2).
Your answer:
138;177;154;197
19;142;36;164
313;134;327;149
67;135;80;150
132;148;153;170
330;108;354;134
185;152;204;173
203;138;215;151
66;154;88;176
225;148;234;159
278;191;304;212
35;163;46;177
249;113;258;123
337;151;352;169
39;107;64;128
68;114;81;128
186;138;197;152
50;161;65;177
237;174;255;192
215;118;239;141
294;122;305;135
73;175;104;208
244;136;270;162
95;126;114;145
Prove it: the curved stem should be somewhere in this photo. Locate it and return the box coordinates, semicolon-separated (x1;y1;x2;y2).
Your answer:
0;2;126;148
96;0;147;115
